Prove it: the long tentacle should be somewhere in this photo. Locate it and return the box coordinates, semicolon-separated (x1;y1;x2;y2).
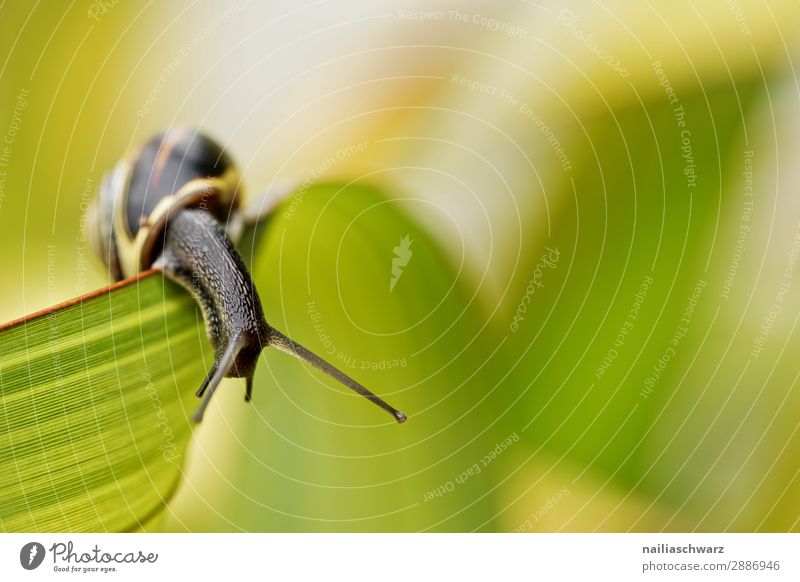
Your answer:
268;329;406;423
192;335;245;423
196;360;218;397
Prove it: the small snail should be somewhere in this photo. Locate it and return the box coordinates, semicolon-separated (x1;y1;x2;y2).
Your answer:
89;128;406;424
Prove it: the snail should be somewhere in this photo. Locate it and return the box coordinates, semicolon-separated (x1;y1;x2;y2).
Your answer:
88;128;406;424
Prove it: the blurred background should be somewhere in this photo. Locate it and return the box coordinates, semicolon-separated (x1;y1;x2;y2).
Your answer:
1;0;800;531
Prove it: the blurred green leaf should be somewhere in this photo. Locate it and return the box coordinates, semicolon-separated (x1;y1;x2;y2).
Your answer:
498;68;800;531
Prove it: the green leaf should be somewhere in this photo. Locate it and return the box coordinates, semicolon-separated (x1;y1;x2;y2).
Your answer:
0;273;210;532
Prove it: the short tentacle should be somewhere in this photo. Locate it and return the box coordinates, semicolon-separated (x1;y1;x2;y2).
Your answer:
244;375;254;402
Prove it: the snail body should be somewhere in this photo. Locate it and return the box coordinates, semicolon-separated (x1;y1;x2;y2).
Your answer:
89;128;406;424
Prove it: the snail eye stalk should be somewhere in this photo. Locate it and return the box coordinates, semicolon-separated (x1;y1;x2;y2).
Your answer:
268;329;407;423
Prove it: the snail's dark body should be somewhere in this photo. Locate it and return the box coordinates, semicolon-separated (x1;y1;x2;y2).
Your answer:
158;209;268;399
90;128;406;424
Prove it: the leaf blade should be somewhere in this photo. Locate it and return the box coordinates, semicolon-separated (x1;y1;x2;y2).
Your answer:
0;272;210;532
